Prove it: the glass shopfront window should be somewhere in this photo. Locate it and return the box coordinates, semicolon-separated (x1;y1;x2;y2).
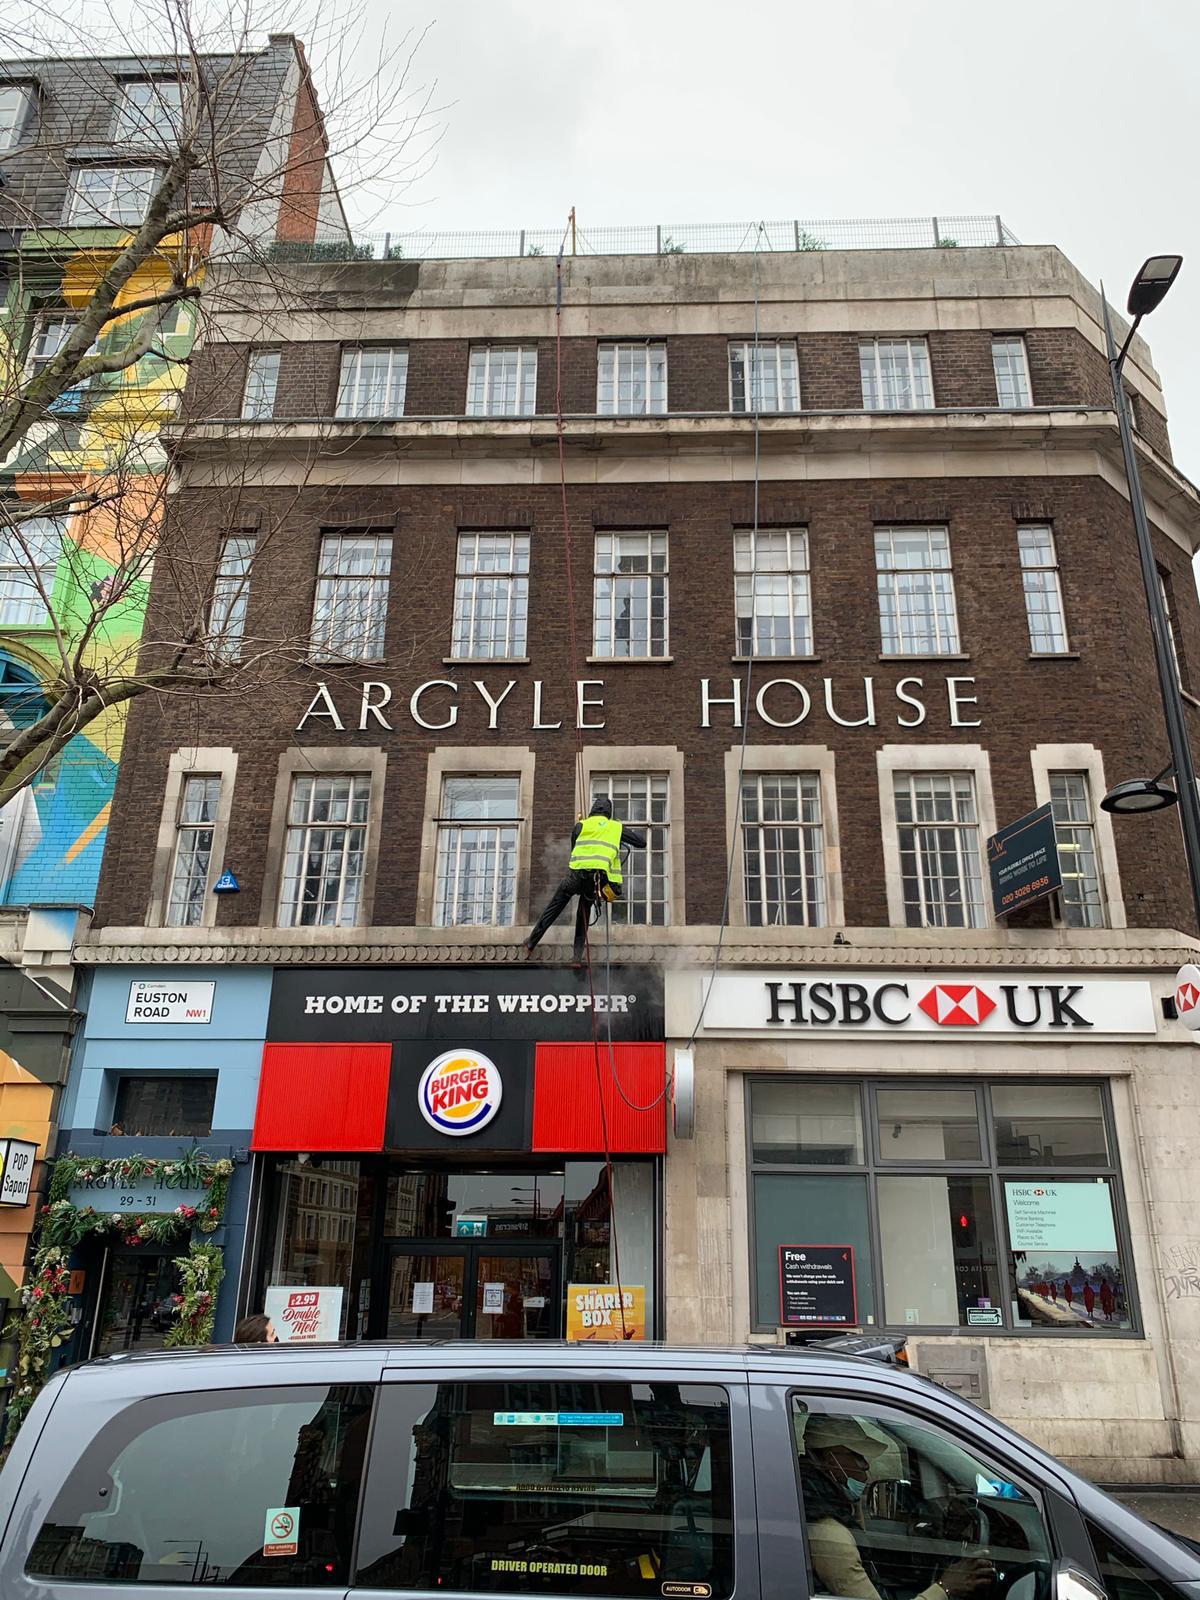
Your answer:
748;1078;1134;1335
260;1158;660;1343
385;1171;565;1240
264;1158;368;1337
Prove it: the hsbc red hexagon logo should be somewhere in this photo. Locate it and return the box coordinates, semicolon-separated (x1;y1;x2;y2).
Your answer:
917;982;997;1027
1176;964;1200;1031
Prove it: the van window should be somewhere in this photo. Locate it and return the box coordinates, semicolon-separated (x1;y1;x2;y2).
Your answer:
355;1380;735;1595
791;1398;1053;1600
26;1383;372;1586
1085;1519;1187;1600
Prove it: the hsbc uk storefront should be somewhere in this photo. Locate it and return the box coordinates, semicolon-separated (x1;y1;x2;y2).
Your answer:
244;965;665;1343
666;956;1200;1474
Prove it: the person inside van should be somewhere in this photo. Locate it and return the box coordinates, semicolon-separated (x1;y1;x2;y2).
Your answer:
798;1414;996;1600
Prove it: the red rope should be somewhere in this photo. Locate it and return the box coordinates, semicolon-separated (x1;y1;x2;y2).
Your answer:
553;216;630;1339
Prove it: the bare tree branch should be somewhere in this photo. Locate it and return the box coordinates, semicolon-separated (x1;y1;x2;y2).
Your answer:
0;0;442;808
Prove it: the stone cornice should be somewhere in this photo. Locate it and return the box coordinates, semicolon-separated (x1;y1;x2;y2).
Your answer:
163;410;1200;552
74;929;1200;971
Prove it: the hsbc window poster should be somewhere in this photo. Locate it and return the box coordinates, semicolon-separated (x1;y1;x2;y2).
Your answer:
1004;1181;1117;1253
1005;1180;1129;1331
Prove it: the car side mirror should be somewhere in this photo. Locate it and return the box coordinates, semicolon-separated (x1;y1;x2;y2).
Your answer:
1054;1563;1106;1600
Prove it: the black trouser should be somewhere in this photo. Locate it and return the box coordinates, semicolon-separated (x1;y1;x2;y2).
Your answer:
526;868;600;959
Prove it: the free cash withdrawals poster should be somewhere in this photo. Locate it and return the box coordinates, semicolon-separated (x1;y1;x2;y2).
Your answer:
778;1246;857;1325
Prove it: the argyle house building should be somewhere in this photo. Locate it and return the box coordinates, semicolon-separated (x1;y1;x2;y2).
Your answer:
58;229;1200;1482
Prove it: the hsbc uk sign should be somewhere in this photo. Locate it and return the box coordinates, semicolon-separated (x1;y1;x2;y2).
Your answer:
704;972;1157;1036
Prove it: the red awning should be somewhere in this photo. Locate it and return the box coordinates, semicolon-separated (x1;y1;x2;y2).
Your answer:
531;1042;667;1153
253;1043;391;1152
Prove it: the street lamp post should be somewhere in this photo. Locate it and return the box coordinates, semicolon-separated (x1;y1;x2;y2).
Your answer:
1099;256;1200;934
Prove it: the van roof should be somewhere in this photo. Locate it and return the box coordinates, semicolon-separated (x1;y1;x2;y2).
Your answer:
72;1338;919;1388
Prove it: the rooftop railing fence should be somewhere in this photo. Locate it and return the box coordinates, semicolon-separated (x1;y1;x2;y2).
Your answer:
259;213;1020;264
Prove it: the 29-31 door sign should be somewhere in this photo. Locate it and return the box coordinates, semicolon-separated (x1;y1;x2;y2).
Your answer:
779;1245;858;1326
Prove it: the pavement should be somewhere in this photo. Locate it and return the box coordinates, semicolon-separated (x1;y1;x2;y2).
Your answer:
1114;1492;1200;1542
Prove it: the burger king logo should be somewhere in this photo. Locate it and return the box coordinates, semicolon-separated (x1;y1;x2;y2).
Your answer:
418;1049;503;1136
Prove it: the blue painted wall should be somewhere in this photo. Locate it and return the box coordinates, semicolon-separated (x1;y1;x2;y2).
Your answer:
61;965;272;1340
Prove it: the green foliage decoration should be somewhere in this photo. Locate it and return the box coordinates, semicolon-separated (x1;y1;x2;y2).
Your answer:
5;1150;234;1443
165;1242;225;1348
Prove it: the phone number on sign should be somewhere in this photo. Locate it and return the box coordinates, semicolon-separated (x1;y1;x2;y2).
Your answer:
1000;874;1052;909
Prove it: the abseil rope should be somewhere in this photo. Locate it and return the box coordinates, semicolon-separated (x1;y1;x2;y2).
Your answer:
554;215;630;1337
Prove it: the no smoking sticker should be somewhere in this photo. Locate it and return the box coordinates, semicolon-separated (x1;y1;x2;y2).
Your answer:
263;1505;300;1558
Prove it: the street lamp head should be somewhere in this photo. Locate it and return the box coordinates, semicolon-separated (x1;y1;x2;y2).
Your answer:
1100;776;1180;815
1127;255;1183;318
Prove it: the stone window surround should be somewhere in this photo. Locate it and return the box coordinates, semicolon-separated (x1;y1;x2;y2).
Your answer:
261;746;388;929
723;744;845;929
147;747;239;929
1030;743;1127;931
581;744;687;928
415;745;536;927
876;743;997;929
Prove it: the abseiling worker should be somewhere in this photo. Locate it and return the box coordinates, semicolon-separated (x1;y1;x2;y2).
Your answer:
524;795;646;964
799;1414;996;1600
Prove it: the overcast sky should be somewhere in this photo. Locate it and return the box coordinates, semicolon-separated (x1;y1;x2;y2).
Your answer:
321;0;1200;479
42;0;1200;479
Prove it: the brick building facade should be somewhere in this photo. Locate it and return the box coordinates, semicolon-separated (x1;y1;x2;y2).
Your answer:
62;239;1200;1481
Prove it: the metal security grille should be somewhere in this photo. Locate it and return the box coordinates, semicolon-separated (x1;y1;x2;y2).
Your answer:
208;535;255;659
729;340;801;413
1050;773;1105;928
1018;526;1068;653
112;1074;215;1138
466;347;538;416
337;347;408;418
591;773;670;925
992;336;1032;407
741;773;826;926
593;531;668;658
859;338;934;409
596;342;667;414
875;526;959;655
451;533;530;658
242;350;280;419
434;776;520;926
894;772;985;928
734;529;811;656
0;516;62;626
310;533;393;661
166;775;221;928
279;774;371;928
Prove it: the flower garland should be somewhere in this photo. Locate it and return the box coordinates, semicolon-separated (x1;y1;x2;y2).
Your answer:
43;1151;231;1249
5;1150;234;1443
165;1242;225;1347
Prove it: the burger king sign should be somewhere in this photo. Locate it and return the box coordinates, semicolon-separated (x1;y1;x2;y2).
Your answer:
418;1049;504;1137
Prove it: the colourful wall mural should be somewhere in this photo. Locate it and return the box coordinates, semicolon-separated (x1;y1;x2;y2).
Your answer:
0;237;195;908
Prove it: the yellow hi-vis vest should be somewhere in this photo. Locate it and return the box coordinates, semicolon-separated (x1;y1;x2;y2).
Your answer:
569;815;624;886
